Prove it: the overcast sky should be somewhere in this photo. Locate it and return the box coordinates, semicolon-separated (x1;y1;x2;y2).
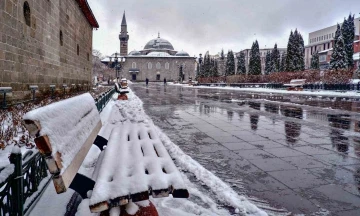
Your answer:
87;0;358;57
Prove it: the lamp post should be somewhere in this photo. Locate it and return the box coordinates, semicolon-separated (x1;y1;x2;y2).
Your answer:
109;52;123;83
198;53;203;79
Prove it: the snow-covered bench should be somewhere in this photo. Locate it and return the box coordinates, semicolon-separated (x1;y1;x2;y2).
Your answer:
284;79;306;91
22;93;189;213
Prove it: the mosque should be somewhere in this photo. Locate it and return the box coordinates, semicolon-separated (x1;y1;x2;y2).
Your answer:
102;12;196;82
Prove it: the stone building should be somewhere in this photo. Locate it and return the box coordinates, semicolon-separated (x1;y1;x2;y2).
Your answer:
0;0;98;100
102;13;196;82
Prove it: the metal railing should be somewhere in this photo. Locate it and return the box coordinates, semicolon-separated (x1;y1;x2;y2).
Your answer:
95;87;116;112
0;151;49;216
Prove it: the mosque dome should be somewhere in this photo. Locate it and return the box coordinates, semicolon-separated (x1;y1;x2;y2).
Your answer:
175;50;190;56
144;34;174;51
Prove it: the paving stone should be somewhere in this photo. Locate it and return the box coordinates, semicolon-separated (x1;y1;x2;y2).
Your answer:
263;147;306;157
248;140;285;149
314;153;360;166
211;135;241;143
297;184;360;212
268;169;328;189
282;155;326;169
248;157;297;172
308;166;359;185
220;141;258;150
240;171;288;192
293;145;334;155
235;149;276;160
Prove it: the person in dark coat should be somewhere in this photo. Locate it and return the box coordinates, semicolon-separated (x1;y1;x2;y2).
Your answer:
146;78;149;86
164;78;167;85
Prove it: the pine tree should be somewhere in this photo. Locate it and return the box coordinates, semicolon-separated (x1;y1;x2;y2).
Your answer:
225;50;235;76
310;51;320;70
213;59;219;77
279;53;286;72
204;54;211;77
220;49;225;60
330;34;347;70
237;52;246;74
342;14;355;68
286;29;305;72
249;40;261;75
265;51;272;75
270;44;280;72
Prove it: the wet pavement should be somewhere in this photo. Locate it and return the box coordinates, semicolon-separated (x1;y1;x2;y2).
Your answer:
131;83;360;216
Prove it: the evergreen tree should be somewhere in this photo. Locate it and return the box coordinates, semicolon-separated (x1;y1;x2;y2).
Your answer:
330;34;347;70
249;40;261;75
225;50;235;76
213;59;219;77
286;29;305;71
220;49;225;60
237;52;246;74
279;52;286;72
270;44;280;72
310;51;320;70
342;14;355;68
204;54;211;77
265;51;272;75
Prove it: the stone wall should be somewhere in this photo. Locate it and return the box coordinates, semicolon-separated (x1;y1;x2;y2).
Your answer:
121;57;196;82
0;0;93;100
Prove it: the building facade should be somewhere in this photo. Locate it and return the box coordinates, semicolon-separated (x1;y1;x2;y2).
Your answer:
305;17;360;69
0;0;98;100
237;48;287;74
103;13;196;82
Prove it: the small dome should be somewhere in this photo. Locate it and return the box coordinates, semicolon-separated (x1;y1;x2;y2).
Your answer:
144;37;174;50
175;50;190;56
146;52;171;57
129;50;141;56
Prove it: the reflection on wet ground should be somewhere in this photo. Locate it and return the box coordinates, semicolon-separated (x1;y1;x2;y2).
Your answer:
132;83;360;215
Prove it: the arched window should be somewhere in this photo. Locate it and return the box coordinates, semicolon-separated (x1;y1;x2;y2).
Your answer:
77;44;79;55
60;30;63;46
23;1;31;27
132;62;136;69
165;62;169;69
148;62;152;69
156;62;161;69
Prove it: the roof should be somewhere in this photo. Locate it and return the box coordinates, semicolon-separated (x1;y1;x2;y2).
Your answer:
121;11;127;26
175;51;190;56
76;0;99;28
144;37;174;50
147;52;171;57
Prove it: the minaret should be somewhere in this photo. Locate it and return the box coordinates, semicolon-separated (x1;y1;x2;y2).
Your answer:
119;11;129;56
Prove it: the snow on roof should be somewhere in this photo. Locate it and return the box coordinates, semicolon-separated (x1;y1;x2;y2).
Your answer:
146;52;171;57
318;48;333;54
353;52;360;61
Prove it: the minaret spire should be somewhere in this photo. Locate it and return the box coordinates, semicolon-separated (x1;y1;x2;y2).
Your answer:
121;11;127;26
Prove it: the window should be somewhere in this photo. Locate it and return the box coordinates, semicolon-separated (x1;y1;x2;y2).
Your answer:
132;74;137;81
60;30;63;46
24;1;31;27
132;62;136;68
77;44;79;55
319;55;326;62
165;62;169;69
87;53;89;61
323;44;326;50
156;74;160;80
332;33;334;37
148;62;152;69
156;62;161;69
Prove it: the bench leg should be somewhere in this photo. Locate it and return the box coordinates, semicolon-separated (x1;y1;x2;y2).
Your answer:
69;173;95;199
93;135;108;151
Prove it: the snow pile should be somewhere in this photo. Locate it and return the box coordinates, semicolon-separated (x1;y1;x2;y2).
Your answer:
180;84;360;97
0;164;14;184
23;93;100;173
90;88;267;215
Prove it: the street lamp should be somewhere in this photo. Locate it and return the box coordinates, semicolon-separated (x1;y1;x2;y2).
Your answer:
109;52;124;83
198;53;203;78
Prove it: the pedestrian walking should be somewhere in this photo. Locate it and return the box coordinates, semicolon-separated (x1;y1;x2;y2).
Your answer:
164;78;167;85
146;78;149;87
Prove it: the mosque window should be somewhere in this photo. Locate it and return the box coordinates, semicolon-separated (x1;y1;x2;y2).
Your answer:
148;62;152;69
156;62;161;69
24;1;31;27
60;30;63;46
77;44;79;55
132;62;137;68
165;62;169;69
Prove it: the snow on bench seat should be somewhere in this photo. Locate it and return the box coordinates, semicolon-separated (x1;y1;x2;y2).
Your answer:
89;122;188;213
283;79;306;87
23;93;101;193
